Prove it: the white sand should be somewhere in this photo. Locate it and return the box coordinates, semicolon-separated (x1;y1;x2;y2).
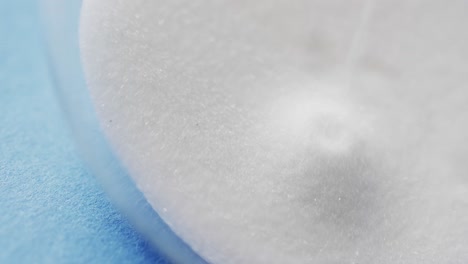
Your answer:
80;0;468;263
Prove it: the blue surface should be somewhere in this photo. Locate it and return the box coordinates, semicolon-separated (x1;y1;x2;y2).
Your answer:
0;1;168;263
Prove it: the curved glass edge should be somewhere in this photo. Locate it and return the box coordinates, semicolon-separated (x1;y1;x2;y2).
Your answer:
38;1;206;263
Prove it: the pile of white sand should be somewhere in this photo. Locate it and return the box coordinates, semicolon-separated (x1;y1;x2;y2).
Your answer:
80;0;468;263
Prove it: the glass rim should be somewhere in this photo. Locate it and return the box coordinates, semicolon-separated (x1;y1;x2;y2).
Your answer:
39;1;206;263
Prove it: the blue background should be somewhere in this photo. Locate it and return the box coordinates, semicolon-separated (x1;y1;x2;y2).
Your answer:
0;1;168;263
